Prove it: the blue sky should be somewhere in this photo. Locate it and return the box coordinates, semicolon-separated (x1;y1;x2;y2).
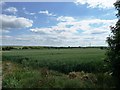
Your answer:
1;0;118;46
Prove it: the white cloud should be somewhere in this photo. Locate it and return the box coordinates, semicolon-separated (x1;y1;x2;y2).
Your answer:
1;35;12;39
39;10;56;16
2;34;63;46
23;7;36;15
4;7;18;14
31;16;116;35
0;14;33;31
26;12;36;15
75;0;116;9
57;16;75;22
30;16;117;46
0;29;10;33
1;12;116;46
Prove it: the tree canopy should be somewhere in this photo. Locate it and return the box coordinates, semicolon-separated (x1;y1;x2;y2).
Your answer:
107;0;120;87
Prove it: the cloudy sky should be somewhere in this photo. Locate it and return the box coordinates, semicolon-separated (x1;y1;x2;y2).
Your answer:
1;0;118;46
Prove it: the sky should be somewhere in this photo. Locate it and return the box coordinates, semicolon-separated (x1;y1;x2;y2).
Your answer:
0;0;118;47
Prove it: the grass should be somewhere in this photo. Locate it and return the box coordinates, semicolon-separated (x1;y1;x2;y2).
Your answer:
2;48;115;88
2;48;106;73
2;61;115;88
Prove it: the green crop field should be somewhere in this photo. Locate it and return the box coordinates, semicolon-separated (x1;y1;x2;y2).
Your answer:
2;47;115;88
2;48;106;73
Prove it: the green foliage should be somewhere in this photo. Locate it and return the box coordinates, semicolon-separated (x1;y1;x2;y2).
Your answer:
2;61;115;88
2;46;14;51
3;69;41;88
106;0;120;87
2;48;107;73
2;47;115;88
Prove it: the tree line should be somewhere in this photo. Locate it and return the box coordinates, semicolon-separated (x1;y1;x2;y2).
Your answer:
1;46;108;51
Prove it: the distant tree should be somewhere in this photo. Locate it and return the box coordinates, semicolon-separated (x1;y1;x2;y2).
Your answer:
100;47;104;50
2;46;13;51
106;0;120;87
68;46;70;48
78;46;81;48
22;46;29;49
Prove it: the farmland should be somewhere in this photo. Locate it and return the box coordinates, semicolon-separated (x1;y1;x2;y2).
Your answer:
2;47;115;88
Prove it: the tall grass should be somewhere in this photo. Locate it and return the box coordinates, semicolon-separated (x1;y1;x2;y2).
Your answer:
2;48;107;73
2;48;115;88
